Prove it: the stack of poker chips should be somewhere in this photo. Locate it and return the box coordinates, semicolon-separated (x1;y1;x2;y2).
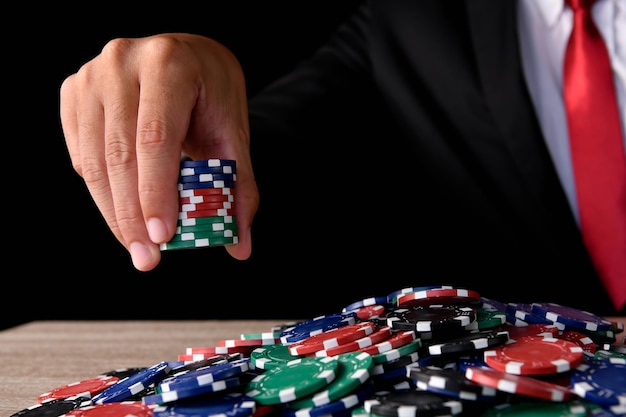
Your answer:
159;158;238;251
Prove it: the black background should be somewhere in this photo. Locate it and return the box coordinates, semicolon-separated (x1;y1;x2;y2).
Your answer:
5;2;410;330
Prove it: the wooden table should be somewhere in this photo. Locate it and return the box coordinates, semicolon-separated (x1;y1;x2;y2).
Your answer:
1;318;624;416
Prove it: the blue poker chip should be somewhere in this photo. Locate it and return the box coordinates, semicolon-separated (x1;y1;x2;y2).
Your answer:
178;180;237;190
505;303;555;326
142;375;242;405
152;392;255;417
178;173;238;183
279;312;357;344
181;164;236;176
342;296;389;313
571;357;626;407
530;302;614;332
479;297;508;313
91;361;170;404
159;358;250;392
180;158;237;168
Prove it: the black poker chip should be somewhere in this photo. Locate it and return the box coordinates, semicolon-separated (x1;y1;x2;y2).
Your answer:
10;398;88;417
363;390;463;417
406;365;502;401
384;305;476;333
426;330;510;356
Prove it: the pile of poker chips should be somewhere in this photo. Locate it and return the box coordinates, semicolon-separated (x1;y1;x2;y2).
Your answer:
11;285;626;417
160;158;238;251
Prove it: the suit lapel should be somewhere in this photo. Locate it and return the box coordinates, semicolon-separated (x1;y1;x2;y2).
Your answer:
464;0;575;225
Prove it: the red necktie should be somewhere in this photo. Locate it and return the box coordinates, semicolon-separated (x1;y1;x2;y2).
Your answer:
563;0;626;311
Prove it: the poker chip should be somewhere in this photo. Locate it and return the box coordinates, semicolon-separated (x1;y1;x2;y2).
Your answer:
288;322;376;355
10;398;89;417
179;194;235;205
63;401;156;417
185;345;255;356
286;352;373;409
342;296;389;312
475;308;507;330
281;381;376;417
279;312;357;344
180;200;234;211
142;375;242;405
504;303;555;326
385;305;476;333
350;305;387;321
396;287;480;307
37;375;119;402
315;326;393;357
158;358;250;392
530;302;614;332
169;353;244;374
479;297;508;313
407;365;500;401
91;361;170;404
363;390;463;416
176;222;238;234
180;163;235;176
357;330;417;356
370;339;422;364
570;357;626;407
99;367;146;379
483;335;584;375
178;187;233;198
179;180;236;190
250;344;302;370
559;330;597;353
180;158;237;169
245;356;339;405
501;323;560;339
160;235;239;250
372;351;420;375
218;337;279;347
152;392;255;417
464;366;576;402
177;208;236;219
427;329;510;356
386;286;453;305
178;172;237;183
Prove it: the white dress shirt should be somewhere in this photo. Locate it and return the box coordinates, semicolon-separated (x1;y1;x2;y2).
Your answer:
517;0;626;224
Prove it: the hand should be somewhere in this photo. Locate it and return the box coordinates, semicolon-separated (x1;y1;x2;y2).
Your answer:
60;33;258;271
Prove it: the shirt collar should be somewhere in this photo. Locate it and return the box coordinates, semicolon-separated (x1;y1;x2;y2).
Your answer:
528;0;567;28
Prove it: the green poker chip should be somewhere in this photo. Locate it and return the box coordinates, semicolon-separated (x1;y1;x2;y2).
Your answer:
159;235;239;250
245;356;339;405
286;351;373;409
250;344;302;371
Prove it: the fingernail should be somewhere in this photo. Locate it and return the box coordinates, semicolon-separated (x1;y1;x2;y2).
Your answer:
130;241;154;270
147;217;169;243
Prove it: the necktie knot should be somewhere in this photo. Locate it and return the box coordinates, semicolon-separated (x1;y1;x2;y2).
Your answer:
567;0;595;12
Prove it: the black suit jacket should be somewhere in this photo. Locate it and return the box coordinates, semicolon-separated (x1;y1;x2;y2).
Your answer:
248;0;622;316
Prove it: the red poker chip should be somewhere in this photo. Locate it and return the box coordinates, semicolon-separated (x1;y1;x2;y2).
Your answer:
357;329;417;355
483;335;584;375
180;201;234;211
501;323;560;339
288;322;376;355
314;326;394;357
179;187;233;197
465;366;576;402
38;375;119;402
179;194;234;204
178;208;236;219
558;330;597;353
396;288;481;307
218;338;280;347
64;401;155;416
352;305;386;320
